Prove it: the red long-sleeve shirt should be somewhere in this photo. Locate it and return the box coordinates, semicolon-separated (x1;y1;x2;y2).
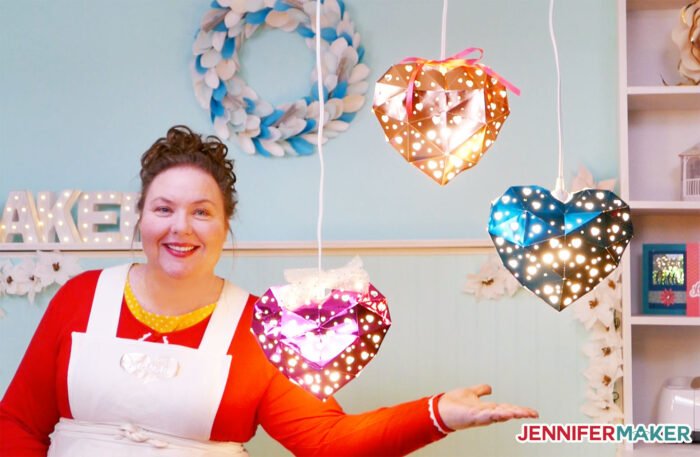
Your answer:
0;270;445;456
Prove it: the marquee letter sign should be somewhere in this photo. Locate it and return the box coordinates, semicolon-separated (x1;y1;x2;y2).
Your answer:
0;190;139;247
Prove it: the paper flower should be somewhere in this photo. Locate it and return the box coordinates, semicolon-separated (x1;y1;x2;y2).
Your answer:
581;391;624;423
34;251;82;287
671;1;700;85
570;261;621;329
0;260;12;296
23;260;44;305
584;357;623;393
572;290;616;330
1;254;84;307
464;255;521;301
4;260;37;300
569;165;616;193
594;269;623;313
583;328;623;367
660;289;676;306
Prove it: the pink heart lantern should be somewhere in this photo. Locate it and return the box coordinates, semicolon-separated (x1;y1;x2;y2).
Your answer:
251;285;391;399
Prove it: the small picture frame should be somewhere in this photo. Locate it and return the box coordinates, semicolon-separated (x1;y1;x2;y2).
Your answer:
642;244;687;315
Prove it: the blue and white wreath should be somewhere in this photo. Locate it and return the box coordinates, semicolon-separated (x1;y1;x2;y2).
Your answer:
191;0;369;157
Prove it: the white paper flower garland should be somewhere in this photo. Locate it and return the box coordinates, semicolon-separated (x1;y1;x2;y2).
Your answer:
463;255;521;301
0;252;82;313
191;0;369;157
573;272;624;424
464;166;623;424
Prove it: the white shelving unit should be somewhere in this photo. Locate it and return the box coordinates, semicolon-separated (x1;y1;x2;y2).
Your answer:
619;0;700;455
621;442;700;456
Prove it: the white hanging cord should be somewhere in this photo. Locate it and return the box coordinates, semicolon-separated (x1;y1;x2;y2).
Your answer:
549;0;568;201
440;0;449;59
315;0;325;272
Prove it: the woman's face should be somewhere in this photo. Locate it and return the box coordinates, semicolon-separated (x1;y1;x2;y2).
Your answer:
139;165;228;281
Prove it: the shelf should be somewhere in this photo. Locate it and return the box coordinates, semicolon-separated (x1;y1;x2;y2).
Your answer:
620;0;700;437
0;239;495;254
629;200;700;214
628;86;700;111
631;316;700;326
627;0;690;11
621;443;699;456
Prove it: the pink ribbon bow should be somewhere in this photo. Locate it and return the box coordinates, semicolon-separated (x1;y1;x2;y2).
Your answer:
400;47;520;115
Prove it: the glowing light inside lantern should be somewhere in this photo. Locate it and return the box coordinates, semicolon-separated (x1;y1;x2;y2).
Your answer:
488;185;633;311
251;284;391;400
372;56;513;186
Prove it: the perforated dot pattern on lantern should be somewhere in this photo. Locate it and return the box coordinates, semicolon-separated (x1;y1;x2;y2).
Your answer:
251;284;391;400
372;57;511;185
488;186;633;311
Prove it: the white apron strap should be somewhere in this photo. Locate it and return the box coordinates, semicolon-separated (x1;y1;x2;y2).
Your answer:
87;264;248;352
199;282;249;353
86;264;132;336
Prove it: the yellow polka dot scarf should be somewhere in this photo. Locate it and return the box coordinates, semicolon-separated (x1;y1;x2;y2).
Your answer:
124;279;216;333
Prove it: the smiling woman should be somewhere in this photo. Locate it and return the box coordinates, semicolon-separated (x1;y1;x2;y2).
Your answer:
132;164;229;315
131;127;234;316
0;125;537;457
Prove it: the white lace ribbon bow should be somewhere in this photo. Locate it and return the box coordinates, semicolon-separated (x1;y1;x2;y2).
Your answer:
280;256;369;310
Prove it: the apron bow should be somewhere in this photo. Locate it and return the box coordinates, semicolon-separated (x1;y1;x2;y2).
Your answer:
119;423;169;448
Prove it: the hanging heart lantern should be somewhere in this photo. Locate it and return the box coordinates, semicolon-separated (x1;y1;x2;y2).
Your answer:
251;284;391;400
372;48;519;185
487;186;633;311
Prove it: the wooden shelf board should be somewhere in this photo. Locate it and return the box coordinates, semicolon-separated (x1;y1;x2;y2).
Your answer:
631;315;700;326
629;200;700;214
627;0;692;11
628;86;700;111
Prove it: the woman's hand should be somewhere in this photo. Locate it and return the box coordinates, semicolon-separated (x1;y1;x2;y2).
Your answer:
437;384;538;431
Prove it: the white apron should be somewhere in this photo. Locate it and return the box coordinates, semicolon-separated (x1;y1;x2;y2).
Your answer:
48;264;250;457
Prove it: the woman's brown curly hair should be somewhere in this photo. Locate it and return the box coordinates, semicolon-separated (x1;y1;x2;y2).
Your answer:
137;126;237;223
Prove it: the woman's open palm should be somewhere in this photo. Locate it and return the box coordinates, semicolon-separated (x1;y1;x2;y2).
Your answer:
438;384;539;430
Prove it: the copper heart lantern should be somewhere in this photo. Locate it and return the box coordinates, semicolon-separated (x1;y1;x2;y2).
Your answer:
488;186;633;311
372;48;519;185
251;284;391;400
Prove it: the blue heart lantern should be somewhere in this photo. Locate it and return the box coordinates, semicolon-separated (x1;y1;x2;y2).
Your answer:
488;185;633;311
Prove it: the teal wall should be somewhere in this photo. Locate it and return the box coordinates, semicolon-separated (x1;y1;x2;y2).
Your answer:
0;0;618;241
0;0;619;456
